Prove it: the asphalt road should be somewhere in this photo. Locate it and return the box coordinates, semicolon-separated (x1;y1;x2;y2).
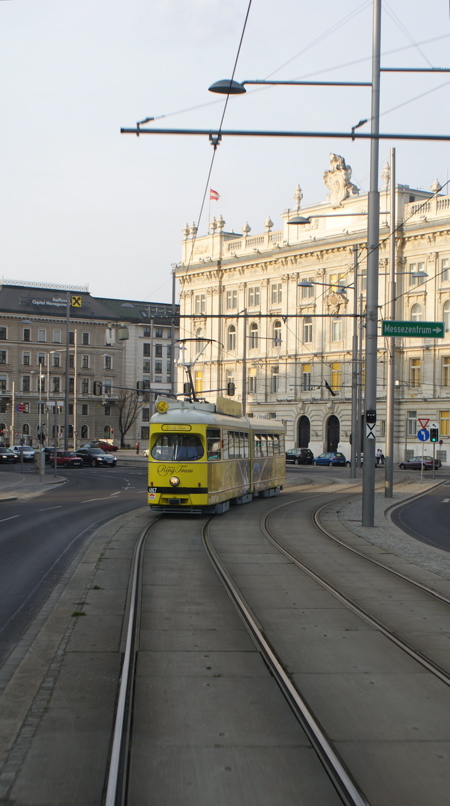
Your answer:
391;476;450;552
0;464;147;669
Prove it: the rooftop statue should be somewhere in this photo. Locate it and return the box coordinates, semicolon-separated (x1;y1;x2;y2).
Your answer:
323;153;360;208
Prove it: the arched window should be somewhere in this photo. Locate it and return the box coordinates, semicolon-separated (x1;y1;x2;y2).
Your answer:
104;425;111;438
81;425;88;439
22;424;30;436
411;303;422;321
227;325;236;351
273;321;282;346
444;300;450;332
249;322;258;349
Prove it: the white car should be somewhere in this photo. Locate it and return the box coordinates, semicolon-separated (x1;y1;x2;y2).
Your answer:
142;448;149;457
11;445;36;462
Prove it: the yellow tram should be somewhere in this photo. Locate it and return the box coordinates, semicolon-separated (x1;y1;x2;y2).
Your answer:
148;396;285;514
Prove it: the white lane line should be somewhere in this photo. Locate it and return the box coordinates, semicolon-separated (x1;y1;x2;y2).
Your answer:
39;506;62;512
442;498;450;503
81;498;100;503
0;515;21;523
109;492;120;497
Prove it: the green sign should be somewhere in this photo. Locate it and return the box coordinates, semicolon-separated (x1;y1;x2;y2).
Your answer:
382;321;445;339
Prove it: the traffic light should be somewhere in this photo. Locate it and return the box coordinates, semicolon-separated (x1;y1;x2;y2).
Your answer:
430;427;439;443
183;382;192;395
93;381;103;396
227;381;235;396
137;381;145;396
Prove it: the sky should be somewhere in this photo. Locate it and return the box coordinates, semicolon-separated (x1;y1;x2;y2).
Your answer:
1;0;450;305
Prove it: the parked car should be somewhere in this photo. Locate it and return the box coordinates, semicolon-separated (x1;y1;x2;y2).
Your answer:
10;445;35;462
313;451;349;467
398;455;442;471
142;448;149;457
79;440;118;452
285;448;314;465
75;448;117;467
0;447;18;464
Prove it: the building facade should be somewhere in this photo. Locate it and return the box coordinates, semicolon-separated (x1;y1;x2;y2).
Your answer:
175;155;450;466
0;281;179;448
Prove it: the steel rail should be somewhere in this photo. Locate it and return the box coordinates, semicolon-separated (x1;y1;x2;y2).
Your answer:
202;518;370;806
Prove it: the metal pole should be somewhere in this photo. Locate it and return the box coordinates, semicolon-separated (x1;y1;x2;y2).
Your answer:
73;330;78;451
242;309;247;416
385;147;396;497
362;0;382;526
350;245;359;478
64;293;70;449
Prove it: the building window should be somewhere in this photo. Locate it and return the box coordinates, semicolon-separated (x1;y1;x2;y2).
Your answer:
442;258;449;282
53;377;60;393
155;344;163;358
303;317;313;343
271;283;282;304
195;370;203;393
411;303;422;321
407;410;417;436
53;353;61;368
443;357;450;387
104;378;112;393
69;354;74;368
80;355;89;369
409;261;426;286
227;325;236;351
0;327;7;341
248;286;260;307
0;375;7;391
23;328;30;342
143;327;151;337
166;344;171;358
273;321;282;346
301;280;315;299
104;404;111;416
69;331;75;345
143;343;151;356
53;330;61;343
68;377;74;393
410;358;421;387
443;300;450;332
248;369;256;394
143;360;151;373
38;329;46;342
22;352;30;366
155;327;163;338
141;426;149;440
271;366;280;393
194;294;206;315
226;289;237;309
360;268;367;292
22;424;30;436
331;318;342;342
81;425;88;439
82;332;90;345
249;323;258;349
0;351;6;365
104;355;112;369
81;378;89;394
440;410;450;437
154;361;162;375
302;364;311;391
81;404;88;415
226;369;234;392
22;375;30;392
142;408;150;422
331;363;341;392
329;273;346;291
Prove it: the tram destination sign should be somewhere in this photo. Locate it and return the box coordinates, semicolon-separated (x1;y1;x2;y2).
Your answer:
382;321;445;339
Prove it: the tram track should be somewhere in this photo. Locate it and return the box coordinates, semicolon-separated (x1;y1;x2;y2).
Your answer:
105;483;450;806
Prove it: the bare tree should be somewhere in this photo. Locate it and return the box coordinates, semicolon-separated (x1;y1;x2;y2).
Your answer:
116;390;146;448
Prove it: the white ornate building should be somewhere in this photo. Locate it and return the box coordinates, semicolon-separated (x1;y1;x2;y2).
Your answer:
174;155;450;465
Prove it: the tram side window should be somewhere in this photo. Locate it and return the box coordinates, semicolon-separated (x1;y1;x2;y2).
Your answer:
207;428;221;460
228;430;235;459
151;433;204;461
273;434;280;454
254;434;262;457
266;434;273;455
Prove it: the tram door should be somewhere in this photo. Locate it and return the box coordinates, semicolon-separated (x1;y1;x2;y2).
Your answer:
298;415;310;447
326;415;340;453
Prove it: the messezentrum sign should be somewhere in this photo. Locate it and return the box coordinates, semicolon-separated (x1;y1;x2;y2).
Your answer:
382;321;445;338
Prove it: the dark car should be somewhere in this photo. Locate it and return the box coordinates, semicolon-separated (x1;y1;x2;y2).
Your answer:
313;451;349;467
286;448;314;465
399;455;442;471
75;448;117;467
0;447;18;464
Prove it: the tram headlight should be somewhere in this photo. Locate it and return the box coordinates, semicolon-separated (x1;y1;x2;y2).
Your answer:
169;476;180;487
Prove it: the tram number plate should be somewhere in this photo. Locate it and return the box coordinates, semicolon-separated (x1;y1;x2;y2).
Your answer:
168;498;181;505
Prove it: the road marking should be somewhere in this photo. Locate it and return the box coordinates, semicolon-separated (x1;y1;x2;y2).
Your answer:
109;492;120;497
0;515;21;523
442;498;450;503
81;498;100;503
39;506;62;511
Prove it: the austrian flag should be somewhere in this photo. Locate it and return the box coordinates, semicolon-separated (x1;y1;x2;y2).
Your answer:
210;189;220;201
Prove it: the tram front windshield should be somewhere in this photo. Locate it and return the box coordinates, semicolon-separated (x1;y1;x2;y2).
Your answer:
151;433;204;461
